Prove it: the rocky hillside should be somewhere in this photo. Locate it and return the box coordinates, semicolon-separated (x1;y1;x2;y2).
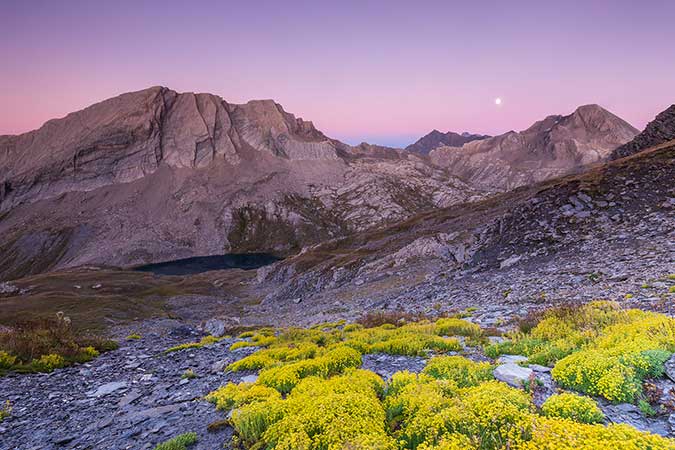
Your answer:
0;87;487;280
611;104;675;160
429;105;638;190
405;130;489;155
0;89;641;281
258;139;675;319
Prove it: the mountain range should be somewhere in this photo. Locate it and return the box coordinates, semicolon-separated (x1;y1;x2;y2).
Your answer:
0;87;644;280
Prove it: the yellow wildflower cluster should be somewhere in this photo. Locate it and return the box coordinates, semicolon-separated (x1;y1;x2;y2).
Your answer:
257;346;362;393
32;353;66;372
206;309;675;448
0;351;17;369
487;301;675;402
518;417;674;449
422;356;493;387
165;335;226;353
206;382;280;411
540;393;604;424
435;318;482;338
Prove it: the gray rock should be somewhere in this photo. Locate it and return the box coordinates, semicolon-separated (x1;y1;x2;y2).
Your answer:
240;374;259;383
204;319;226;337
665;354;675;383
0;282;18;295
493;363;533;388
500;255;522;269
528;364;552;373
497;354;528;365
87;381;127;397
210;359;228;373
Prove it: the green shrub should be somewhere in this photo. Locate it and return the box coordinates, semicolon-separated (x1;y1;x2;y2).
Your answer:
153;432;198;450
0;400;11;422
0;351;17;369
0;315;116;374
541;393;604;424
31;354;66;372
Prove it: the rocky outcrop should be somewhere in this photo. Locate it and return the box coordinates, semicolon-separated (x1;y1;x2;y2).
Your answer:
259;140;675;308
405;130;489;155
610;105;675;160
429;105;639;190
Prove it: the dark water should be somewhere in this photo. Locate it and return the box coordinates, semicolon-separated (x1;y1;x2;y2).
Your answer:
134;253;281;276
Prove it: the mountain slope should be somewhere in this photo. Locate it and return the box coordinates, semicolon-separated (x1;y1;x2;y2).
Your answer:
258;139;675;319
0;89;641;281
611;104;675;160
0;87;485;280
429;105;638;190
405;130;489;155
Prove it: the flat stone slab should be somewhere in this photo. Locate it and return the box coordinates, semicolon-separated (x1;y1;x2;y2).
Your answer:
497;354;528;364
87;381;128;397
494;363;533;388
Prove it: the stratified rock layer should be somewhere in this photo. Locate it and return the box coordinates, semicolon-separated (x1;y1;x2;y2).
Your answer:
611;105;675;160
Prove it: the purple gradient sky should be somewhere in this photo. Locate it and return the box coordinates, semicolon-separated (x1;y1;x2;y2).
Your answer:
2;1;674;147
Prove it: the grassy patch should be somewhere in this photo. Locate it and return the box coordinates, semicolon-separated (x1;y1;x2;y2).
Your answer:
153;432;198;450
0;313;117;375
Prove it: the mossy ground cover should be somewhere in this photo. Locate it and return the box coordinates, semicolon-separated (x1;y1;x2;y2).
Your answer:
205;306;675;449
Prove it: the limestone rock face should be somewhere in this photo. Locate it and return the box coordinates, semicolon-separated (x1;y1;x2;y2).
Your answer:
429;104;639;190
611;105;675;160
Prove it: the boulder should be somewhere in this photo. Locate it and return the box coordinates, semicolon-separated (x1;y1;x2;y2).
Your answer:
493;363;533;388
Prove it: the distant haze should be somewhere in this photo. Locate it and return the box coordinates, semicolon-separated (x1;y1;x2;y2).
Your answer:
2;0;674;147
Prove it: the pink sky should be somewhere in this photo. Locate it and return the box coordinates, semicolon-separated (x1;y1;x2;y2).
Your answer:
2;1;674;147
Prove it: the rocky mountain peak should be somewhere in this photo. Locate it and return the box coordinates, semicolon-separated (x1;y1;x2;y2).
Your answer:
429;104;638;190
611;104;675;160
405;129;489;155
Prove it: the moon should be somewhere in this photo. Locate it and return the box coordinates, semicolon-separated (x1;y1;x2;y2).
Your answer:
495;97;502;106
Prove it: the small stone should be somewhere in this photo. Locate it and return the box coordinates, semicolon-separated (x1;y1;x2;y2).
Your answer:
240;374;258;383
500;255;522;269
211;359;228;373
91;284;102;289
528;364;552;373
204;319;226;337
